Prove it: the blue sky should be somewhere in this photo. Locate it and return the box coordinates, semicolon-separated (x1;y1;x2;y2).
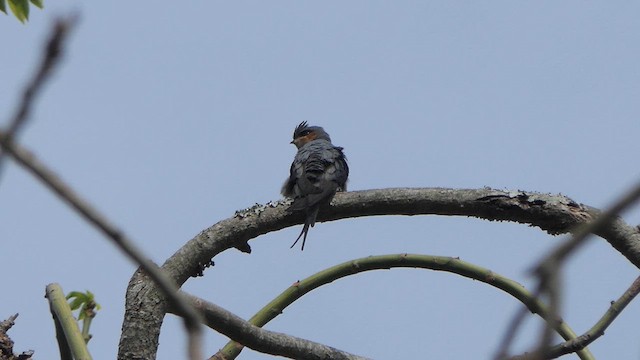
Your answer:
2;2;640;359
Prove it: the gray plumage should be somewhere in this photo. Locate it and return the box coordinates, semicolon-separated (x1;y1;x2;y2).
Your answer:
282;121;349;250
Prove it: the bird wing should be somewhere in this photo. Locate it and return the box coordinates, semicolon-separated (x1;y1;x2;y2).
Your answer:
282;139;349;251
288;141;348;211
328;146;349;192
281;162;298;198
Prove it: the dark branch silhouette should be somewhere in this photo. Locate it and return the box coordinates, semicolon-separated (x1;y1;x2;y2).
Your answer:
0;17;75;183
0;20;204;356
497;179;640;359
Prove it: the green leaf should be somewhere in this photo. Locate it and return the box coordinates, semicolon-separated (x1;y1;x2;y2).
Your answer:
8;0;28;23
66;291;86;300
67;291;89;310
66;290;101;317
78;304;87;320
0;0;7;15
29;0;41;9
68;297;84;311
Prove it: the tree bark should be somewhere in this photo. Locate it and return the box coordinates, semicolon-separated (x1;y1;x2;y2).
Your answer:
118;187;640;359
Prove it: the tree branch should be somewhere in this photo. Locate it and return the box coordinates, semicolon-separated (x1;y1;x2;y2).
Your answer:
500;178;640;359
119;188;640;358
1;17;202;359
548;274;640;357
0;17;74;183
538;178;640;271
509;275;640;359
45;284;92;360
0;314;34;360
210;254;592;360
176;293;370;360
0;132;204;360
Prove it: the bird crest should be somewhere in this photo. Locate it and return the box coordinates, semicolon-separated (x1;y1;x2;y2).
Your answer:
293;121;309;138
282;122;349;250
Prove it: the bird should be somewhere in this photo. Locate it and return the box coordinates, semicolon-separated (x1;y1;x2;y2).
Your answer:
281;121;349;250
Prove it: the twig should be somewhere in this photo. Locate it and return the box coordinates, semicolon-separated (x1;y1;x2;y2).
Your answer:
495;302;537;360
532;179;640;357
1;20;204;357
536;272;563;359
0;17;75;183
508;275;640;360
0;132;203;360
536;179;640;274
46;283;92;360
0;314;34;360
498;178;640;358
207;254;592;360
0;314;18;332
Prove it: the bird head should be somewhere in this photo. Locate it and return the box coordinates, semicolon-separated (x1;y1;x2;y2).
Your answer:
291;121;331;149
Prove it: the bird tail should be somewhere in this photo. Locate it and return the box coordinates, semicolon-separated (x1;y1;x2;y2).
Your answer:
290;206;319;251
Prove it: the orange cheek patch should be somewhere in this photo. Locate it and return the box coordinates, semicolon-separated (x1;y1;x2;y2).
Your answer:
293;132;317;147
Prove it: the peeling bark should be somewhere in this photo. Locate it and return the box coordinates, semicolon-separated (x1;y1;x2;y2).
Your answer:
118;188;640;359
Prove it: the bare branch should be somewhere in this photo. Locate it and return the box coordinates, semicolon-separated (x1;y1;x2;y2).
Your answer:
508;275;640;360
495;299;538;360
496;178;640;359
532;179;640;357
45;283;92;360
0;314;18;333
120;188;640;358
209;254;592;360
0;132;204;360
537;178;640;270
0;17;75;182
173;293;370;360
0;314;34;360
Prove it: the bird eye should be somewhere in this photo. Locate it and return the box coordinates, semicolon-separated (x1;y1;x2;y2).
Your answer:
299;130;311;136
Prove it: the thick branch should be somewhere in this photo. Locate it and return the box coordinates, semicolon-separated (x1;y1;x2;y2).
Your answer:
180;293;370;360
119;188;640;359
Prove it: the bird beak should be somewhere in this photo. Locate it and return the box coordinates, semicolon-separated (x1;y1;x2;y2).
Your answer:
290;140;294;144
